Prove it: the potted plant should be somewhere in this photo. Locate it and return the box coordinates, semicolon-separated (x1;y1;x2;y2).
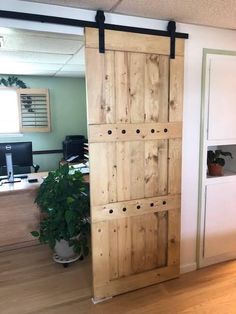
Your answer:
207;149;233;176
31;164;90;264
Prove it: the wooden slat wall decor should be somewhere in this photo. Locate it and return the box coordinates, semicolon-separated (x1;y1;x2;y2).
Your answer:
17;88;51;132
85;27;184;301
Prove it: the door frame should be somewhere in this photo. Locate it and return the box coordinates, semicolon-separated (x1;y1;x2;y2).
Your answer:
197;48;236;268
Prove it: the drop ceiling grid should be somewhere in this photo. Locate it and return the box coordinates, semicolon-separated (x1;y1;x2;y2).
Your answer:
0;28;85;77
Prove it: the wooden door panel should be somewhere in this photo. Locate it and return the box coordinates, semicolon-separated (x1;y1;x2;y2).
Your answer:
95;211;169;280
86;48;169;125
92;208;179;299
85;28;184;300
90;139;168;205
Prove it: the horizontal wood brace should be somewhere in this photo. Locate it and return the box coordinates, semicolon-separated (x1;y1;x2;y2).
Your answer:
93;265;179;300
91;194;180;222
86;28;185;56
89;122;182;143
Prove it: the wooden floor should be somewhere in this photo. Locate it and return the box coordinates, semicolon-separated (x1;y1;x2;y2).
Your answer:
1;246;236;314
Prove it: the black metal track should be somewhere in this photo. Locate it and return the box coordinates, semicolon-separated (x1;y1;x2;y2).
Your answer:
0;10;189;39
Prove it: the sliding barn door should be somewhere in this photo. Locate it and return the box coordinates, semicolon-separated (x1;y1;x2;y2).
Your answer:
85;28;184;300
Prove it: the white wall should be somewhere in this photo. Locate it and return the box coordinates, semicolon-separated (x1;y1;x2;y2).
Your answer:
2;0;236;273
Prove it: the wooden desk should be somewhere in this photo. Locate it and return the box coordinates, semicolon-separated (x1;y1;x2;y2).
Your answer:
0;172;47;252
0;171;89;252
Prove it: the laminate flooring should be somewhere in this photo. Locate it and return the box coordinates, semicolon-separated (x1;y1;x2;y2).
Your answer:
1;245;236;314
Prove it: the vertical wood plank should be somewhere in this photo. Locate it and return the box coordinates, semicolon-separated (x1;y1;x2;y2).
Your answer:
107;142;117;203
156;211;168;267
90;143;117;207
85;48;115;124
85;48;103;124
129;53;145;123
168;209;181;267
144;55;169;123
145;140;168;198
109;220;119;280
131;215;146;274
168;56;183;194
130;141;145;200
116;142;131;201
118;217;132;278
92;221;110;289
115;51;130;123
168;139;182;194
103;50;116;123
169;56;184;122
143;213;158;271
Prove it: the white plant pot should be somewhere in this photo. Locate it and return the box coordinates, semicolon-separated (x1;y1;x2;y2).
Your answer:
54;239;76;259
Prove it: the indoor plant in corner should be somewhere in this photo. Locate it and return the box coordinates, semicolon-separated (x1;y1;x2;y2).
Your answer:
31;164;90;266
207;149;233;176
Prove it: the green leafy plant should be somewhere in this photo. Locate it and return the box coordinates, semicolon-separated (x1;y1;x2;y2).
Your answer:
207;150;233;166
31;164;90;257
0;76;27;88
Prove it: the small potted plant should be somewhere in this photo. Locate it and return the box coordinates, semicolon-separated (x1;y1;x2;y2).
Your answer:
31;164;90;265
207;149;233;176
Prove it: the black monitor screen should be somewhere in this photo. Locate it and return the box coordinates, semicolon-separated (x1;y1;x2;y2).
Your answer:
0;142;33;167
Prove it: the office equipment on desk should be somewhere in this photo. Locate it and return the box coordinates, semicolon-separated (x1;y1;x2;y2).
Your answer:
83;143;89;161
66;155;80;162
0;142;40;184
69;162;90;175
28;178;38;183
62;135;86;162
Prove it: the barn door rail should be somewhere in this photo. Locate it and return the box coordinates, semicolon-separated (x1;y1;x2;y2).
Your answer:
0;9;188;58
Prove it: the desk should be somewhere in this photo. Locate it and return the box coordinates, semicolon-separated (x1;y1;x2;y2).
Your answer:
0;172;47;252
0;171;89;252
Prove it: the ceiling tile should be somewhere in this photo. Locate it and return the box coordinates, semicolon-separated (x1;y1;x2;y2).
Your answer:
67;47;85;65
0;27;85;77
0;62;62;75
59;64;85;72
0;51;71;64
114;0;236;30
1;34;83;54
21;0;120;10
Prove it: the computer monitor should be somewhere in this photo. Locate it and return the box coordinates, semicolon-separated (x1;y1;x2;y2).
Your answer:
0;142;33;183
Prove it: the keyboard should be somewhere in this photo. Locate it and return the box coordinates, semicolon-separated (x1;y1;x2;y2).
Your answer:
0;174;28;181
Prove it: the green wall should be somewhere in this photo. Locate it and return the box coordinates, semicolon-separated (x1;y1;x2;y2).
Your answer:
0;76;87;171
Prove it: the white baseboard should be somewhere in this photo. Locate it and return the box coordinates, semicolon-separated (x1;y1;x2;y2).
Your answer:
180;262;197;274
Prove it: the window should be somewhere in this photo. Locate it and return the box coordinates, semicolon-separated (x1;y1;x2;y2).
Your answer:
18;88;51;133
0;88;20;134
0;88;51;134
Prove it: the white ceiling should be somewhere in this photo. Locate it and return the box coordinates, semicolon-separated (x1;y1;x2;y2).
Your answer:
22;0;236;30
0;28;85;77
4;0;236;77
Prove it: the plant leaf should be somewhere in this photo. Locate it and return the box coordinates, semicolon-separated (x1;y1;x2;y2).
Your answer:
31;231;39;237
